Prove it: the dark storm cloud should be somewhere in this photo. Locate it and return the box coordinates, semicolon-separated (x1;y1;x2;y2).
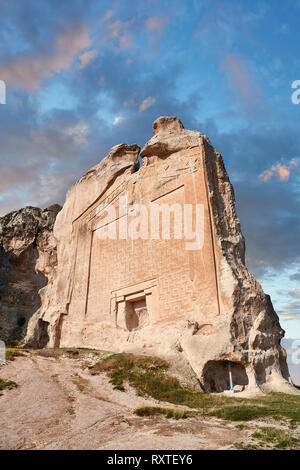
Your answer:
290;272;300;281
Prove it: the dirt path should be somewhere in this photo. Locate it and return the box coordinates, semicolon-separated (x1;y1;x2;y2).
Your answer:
0;352;298;450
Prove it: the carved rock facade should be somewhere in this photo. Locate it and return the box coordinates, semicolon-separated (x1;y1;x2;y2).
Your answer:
26;117;293;393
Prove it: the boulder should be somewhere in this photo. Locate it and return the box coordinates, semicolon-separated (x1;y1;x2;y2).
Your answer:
0;205;61;345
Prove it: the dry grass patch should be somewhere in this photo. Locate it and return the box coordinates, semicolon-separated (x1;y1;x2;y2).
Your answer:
5;348;25;361
135;406;190;420
252;426;299;449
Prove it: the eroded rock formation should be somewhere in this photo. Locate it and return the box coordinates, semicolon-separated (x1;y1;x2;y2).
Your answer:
0;205;61;345
25;117;294;393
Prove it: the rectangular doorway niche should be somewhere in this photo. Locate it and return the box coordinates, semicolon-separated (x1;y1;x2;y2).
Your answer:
111;279;158;331
125;297;148;332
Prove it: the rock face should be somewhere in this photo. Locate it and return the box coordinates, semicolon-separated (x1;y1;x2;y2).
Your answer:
0;205;61;345
26;117;293;393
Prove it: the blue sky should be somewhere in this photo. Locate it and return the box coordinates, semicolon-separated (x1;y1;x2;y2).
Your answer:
0;0;299;380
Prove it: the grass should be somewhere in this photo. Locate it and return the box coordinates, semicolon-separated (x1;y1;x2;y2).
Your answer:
251;393;300;422
135;406;189;420
34;347;108;360
234;442;260;450
0;378;17;391
235;426;299;450
209;405;272;421
236;424;251;430
90;352;300;423
252;427;299;449
89;353;169;392
5;348;25;362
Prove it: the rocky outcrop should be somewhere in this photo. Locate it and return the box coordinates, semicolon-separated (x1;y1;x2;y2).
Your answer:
0;205;61;345
25;117;295;394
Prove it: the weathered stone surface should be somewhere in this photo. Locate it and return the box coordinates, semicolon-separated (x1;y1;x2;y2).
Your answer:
233;384;245;393
140;116;206;158
0;205;61;345
26;117;295;393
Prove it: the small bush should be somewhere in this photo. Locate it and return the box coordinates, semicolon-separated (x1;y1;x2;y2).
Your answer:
135;406;189;420
0;378;17;391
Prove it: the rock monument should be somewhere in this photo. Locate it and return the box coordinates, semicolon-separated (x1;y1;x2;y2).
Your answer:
26;117;293;393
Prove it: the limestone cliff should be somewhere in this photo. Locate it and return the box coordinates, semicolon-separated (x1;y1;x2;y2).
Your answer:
25;117;294;394
0;205;61;345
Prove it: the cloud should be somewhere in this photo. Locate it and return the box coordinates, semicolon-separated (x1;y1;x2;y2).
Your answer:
245;257;268;267
282;300;300;310
289;288;300;299
0;94;107;216
64;122;90;144
280;313;300;320
105;20;134;49
119;34;134;49
139;96;156;111
280;298;300;321
0;26;91;92
282;339;300;385
104;10;114;21
78;49;98;69
259;158;300;182
113;116;125;126
197;120;300;277
146;16;166;35
124;97;136;107
222;53;263;113
145;16;167;47
290;272;300;281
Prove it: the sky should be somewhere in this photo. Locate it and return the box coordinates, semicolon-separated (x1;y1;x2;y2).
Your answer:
0;0;299;381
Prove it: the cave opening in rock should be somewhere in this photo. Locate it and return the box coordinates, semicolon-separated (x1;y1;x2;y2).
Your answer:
203;360;249;393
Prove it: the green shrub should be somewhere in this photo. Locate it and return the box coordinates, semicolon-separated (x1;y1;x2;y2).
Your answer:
0;378;17;391
135;406;189;420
